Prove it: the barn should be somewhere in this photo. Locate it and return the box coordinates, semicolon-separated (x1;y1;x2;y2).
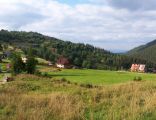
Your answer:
56;57;70;68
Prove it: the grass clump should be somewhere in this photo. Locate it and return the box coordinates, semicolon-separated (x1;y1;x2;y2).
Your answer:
133;76;142;81
80;83;94;89
17;83;41;91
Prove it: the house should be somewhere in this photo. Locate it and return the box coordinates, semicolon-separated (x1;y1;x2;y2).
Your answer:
130;64;146;72
48;61;53;66
131;64;139;72
56;57;70;68
138;64;146;72
21;57;27;63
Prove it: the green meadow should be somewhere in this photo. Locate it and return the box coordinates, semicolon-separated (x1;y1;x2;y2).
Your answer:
40;67;156;85
1;66;156;120
1;72;156;120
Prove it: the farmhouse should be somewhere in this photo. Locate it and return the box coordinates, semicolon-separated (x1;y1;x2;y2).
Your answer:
56;57;70;68
130;64;146;72
22;57;27;63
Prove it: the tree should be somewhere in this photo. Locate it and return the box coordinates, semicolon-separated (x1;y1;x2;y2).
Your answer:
25;48;38;74
74;58;82;66
0;43;3;51
11;53;25;75
82;60;91;69
26;56;37;74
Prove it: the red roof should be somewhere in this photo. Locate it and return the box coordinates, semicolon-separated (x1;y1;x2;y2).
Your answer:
57;57;69;65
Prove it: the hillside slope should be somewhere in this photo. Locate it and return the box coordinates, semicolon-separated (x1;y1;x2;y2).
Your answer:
127;39;156;64
0;30;155;70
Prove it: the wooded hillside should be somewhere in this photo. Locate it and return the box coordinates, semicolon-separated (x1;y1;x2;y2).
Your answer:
0;30;155;70
127;39;156;64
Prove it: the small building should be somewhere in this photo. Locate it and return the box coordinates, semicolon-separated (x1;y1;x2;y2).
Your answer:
131;64;139;72
22;57;27;63
48;61;53;66
130;64;146;73
56;57;70;68
138;64;146;72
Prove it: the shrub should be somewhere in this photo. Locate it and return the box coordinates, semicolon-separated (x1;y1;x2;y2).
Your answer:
74;82;78;85
86;84;93;88
60;78;67;82
67;81;71;84
133;76;142;81
138;76;142;81
41;72;52;78
42;72;48;77
80;83;93;88
35;70;42;76
25;56;37;74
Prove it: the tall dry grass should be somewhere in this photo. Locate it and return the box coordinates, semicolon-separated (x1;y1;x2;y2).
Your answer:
0;74;156;120
0;90;84;120
88;81;156;120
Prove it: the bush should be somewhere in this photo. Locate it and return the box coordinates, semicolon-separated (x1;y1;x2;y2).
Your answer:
35;70;42;76
26;56;37;74
42;72;48;77
80;83;93;88
41;72;51;78
133;76;142;81
60;78;67;82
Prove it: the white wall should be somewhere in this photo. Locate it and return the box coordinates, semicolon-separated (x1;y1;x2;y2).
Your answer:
56;64;64;68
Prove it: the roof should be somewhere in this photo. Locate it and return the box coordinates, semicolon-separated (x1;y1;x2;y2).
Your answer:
57;57;69;65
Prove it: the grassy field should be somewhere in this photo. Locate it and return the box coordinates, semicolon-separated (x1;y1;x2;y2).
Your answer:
0;66;156;119
39;67;156;85
0;74;156;120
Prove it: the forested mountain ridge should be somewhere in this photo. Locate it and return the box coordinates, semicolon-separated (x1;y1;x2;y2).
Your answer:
127;39;156;64
0;29;155;70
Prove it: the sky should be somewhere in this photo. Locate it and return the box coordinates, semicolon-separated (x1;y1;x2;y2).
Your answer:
0;0;156;52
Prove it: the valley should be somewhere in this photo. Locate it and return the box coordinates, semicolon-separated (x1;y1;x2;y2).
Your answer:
0;30;156;120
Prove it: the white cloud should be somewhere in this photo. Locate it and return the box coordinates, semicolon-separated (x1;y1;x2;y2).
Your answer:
0;0;156;52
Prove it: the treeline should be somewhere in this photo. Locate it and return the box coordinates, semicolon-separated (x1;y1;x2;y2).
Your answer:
0;30;155;70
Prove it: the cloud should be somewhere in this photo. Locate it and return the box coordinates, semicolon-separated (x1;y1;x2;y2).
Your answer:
0;0;156;52
0;0;45;28
108;0;156;11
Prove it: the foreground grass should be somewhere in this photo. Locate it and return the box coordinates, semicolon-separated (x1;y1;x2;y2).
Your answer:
0;74;5;82
0;74;156;120
39;67;156;85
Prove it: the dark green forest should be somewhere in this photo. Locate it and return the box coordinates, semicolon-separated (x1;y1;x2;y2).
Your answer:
127;39;156;64
0;29;155;70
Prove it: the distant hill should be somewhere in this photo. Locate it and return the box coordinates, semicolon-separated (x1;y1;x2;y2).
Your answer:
127;39;156;64
0;29;155;70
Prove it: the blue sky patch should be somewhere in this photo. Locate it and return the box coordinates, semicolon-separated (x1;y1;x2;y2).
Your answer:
57;0;89;5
